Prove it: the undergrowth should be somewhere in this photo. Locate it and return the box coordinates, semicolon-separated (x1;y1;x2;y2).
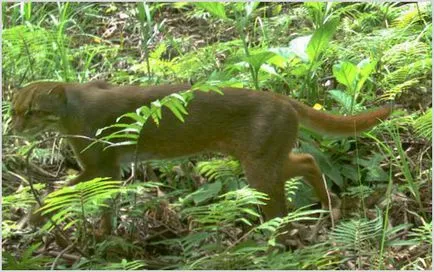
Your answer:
2;2;431;270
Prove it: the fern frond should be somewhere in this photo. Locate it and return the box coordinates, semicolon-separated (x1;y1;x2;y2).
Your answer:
382;41;430;68
379;78;420;101
407;218;432;245
196;158;242;181
38;178;122;230
2;25;69;81
284;178;302;203
104;259;147;270
392;3;431;29
382;58;430;85
331;212;383;253
181;187;267;228
414;108;432;140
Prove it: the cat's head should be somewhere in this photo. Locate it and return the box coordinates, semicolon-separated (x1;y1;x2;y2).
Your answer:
11;82;67;136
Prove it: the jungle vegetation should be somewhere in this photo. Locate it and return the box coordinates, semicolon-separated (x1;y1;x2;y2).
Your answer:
2;2;432;270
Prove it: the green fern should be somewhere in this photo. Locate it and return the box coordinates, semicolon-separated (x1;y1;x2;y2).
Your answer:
196;158;243;181
38;178;122;231
181;187;267;228
94;89;195;149
331;209;413;267
380;78;420;101
3;183;46;215
3;25;57;77
392;2;431;29
331;212;382;251
95;83;223;150
131;42;178;79
106;259;147;270
263;242;340;269
414;108;432;140
101;259;147;270
341;185;375;199
407;218;432;245
2;243;51;270
382;41;430;68
2;24;75;82
284;178;302;203
382;58;431;85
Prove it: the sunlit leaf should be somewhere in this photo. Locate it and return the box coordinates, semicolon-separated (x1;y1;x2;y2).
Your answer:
332;61;357;91
195;2;227;19
306;19;339;61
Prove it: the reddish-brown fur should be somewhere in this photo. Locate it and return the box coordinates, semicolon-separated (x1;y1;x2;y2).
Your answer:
11;81;392;224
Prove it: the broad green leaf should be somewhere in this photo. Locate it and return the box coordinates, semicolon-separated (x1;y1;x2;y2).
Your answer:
241;207;260;217
268;47;295;67
192;83;224;94
63;219;79;231
357;58;377;78
257;217;283;232
332;61;357;91
356;58;377;92
290;63;309;76
136;2;146;22
195;2;227;19
244;51;276;72
306;19;339;62
238;217;252;226
328;89;353;112
150;100;162;108
98;123;142;131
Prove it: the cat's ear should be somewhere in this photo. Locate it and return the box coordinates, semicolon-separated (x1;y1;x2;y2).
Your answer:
47;84;67;104
37;84;67;116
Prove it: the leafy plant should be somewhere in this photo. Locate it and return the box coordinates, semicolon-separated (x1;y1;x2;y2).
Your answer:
194;2;265;89
95;89;194;149
95;83;223;149
2;101;12;135
3;183;46;216
2;2;431;270
405;218;432;246
3;243;51;270
287;18;339;100
2;25;60;83
38;178;122;233
104;259;147;270
331;209;411;269
181;187;267;228
414;108;432;140
305;2;337;28
196;158;244;193
331;58;378;113
136;1;165;82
